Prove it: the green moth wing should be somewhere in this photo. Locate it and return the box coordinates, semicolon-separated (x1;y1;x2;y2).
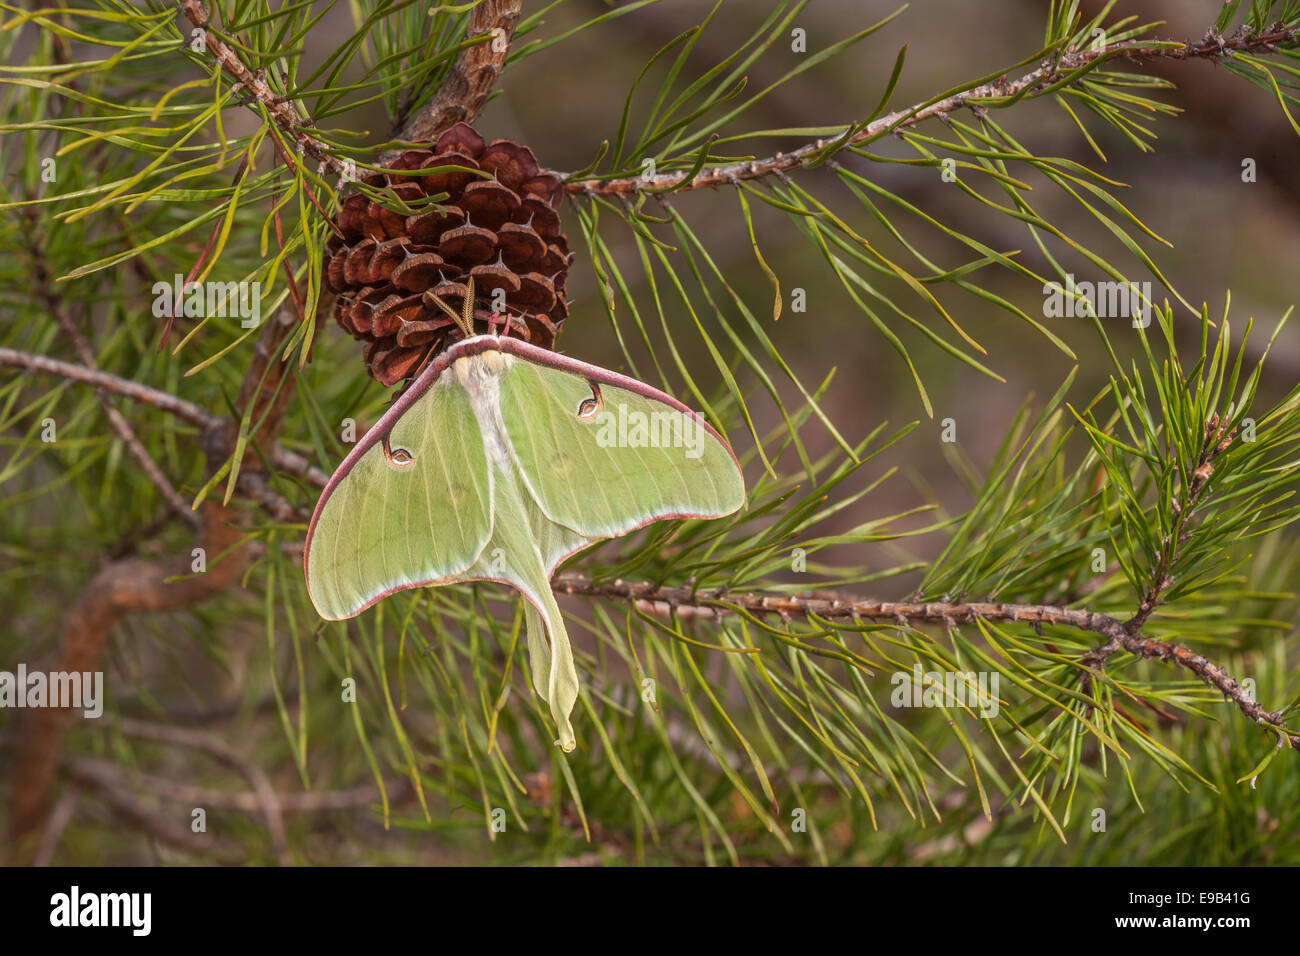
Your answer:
305;378;492;621
305;335;746;752
497;356;744;539
441;457;585;750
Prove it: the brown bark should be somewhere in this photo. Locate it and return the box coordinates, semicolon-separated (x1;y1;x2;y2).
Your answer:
7;501;249;862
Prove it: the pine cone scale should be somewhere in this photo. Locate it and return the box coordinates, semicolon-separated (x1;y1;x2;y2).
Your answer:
325;122;572;387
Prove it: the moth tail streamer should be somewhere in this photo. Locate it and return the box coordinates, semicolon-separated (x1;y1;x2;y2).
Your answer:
524;593;580;753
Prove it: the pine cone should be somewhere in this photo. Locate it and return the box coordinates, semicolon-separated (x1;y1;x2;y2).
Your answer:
324;123;573;387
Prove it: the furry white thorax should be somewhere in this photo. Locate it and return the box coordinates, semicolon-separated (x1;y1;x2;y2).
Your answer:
452;350;515;471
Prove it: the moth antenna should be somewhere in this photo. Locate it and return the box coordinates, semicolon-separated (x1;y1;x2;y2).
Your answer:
424;276;476;338
425;293;455;321
460;275;476;337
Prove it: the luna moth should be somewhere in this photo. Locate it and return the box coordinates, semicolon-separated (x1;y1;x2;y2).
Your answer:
305;282;745;751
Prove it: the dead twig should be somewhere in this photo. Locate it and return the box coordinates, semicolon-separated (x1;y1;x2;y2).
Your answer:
112;718;289;862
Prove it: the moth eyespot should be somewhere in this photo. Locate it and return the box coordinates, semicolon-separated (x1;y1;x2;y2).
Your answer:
384;444;416;471
576;382;603;422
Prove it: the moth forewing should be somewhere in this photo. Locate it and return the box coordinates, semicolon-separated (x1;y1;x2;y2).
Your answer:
304;363;494;620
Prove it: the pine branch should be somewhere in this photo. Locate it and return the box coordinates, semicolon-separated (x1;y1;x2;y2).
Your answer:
388;0;522;151
564;21;1300;196
0;347;329;488
111;717;288;861
6;501;250;863
6;311;307;862
0;347;215;429
552;573;1300;748
178;0;347;178
178;0;522;177
29;791;78;868
1073;413;1249;704
14;2;194;526
1128;412;1236;633
237;470;308;524
67;757;399;814
62;759;245;863
22;214;199;528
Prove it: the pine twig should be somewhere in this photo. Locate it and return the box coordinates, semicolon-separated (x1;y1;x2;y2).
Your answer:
62;759;244;863
564;22;1300;196
69;757;399;814
0;347;329;488
1081;413;1238;671
178;0;346;177
122;687;298;725
181;0;522;176
112;718;288;861
554;572;1129;633
552;573;1299;748
237;470;308;523
1129;413;1236;631
0;346;215;428
22;220;200;527
18;10;197;525
29;792;78;868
